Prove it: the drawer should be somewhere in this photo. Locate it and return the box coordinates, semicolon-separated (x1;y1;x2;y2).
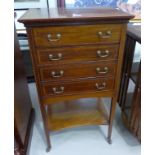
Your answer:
36;45;119;65
42;77;114;97
33;24;122;47
40;61;117;82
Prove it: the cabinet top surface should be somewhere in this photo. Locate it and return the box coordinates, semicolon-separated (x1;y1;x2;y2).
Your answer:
18;8;134;24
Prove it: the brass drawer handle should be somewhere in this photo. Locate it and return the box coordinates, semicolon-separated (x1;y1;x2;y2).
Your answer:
98;31;112;39
51;70;64;78
97;50;109;58
47;33;61;42
95;82;106;90
49;53;62;61
96;67;109;74
53;87;64;94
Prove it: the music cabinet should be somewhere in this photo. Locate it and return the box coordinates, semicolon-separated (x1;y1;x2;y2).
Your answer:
19;8;133;151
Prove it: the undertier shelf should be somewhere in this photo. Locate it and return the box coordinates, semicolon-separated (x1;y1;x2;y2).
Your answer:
47;99;109;131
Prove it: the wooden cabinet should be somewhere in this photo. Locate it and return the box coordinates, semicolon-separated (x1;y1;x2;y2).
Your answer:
19;8;133;151
14;24;35;155
118;25;141;141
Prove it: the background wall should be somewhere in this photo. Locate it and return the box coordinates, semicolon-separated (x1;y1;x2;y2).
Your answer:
49;0;57;7
14;0;57;9
14;0;58;30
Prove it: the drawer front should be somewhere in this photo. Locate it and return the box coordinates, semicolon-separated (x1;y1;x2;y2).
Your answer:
42;77;114;97
36;45;119;65
33;24;122;47
40;61;117;82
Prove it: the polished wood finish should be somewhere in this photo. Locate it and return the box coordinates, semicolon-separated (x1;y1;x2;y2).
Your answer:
33;24;122;47
36;44;119;65
118;25;141;142
19;8;133;151
42;77;114;97
47;100;108;131
19;8;133;25
14;24;35;155
40;61;116;82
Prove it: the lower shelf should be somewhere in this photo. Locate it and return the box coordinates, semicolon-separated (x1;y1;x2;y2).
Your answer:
47;99;109;131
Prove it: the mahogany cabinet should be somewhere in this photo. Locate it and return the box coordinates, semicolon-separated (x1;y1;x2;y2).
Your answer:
14;24;35;155
118;25;141;141
19;8;133;151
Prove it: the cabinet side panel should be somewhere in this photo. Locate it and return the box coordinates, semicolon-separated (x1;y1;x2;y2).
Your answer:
114;24;127;97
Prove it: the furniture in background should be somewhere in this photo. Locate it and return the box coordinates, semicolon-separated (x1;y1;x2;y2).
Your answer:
118;25;141;141
19;8;133;151
17;33;34;82
15;11;34;82
14;24;35;155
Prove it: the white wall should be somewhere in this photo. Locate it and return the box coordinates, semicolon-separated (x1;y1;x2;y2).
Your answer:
49;0;57;8
14;0;58;30
14;0;57;9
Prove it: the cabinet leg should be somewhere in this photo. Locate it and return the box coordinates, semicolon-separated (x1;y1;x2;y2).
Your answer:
107;97;117;144
46;146;51;152
107;137;112;144
44;127;51;152
40;104;51;151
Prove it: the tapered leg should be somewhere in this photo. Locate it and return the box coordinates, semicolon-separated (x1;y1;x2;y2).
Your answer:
107;97;117;144
40;104;51;152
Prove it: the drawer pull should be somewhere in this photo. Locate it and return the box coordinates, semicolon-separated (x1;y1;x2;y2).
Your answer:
51;70;64;78
53;87;64;94
49;53;62;61
96;67;108;74
47;33;61;42
97;50;109;58
98;31;112;39
95;82;106;90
